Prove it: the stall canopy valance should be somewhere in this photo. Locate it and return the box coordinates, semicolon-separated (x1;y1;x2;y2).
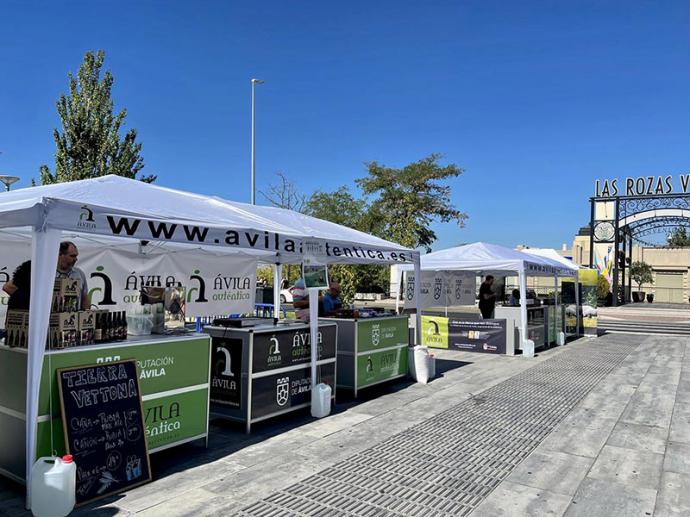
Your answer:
520;247;581;272
401;242;577;277
0;175;416;265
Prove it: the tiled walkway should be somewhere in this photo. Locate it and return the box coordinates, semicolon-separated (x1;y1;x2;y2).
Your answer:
2;333;688;516
239;336;637;516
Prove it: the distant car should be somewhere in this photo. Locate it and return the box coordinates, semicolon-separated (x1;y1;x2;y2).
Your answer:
280;286;295;304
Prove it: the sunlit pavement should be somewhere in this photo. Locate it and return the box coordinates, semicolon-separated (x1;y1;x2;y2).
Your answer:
1;332;688;516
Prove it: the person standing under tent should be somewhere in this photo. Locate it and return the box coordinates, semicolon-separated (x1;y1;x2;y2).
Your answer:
55;241;90;310
509;289;521;306
321;282;342;316
478;275;497;319
2;242;89;310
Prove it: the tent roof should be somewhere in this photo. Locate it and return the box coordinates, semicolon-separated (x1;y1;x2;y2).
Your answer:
520;248;581;271
0;175;415;264
402;242;577;276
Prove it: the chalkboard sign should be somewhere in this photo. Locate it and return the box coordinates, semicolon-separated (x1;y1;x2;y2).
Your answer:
57;360;151;505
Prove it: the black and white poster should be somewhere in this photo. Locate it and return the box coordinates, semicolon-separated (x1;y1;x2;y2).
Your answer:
448;319;507;354
210;337;243;407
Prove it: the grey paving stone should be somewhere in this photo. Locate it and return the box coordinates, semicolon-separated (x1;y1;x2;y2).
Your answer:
113;458;246;512
135;488;237;517
606;421;668;454
578;384;636;419
587;445;663;490
202;453;322;503
0;497;30;517
665;442;690;475
224;431;316;468
565;478;657;517
620;384;676;428
300;410;376;438
654;471;690;516
670;402;690;444
539;415;618;458
471;481;571;517
505;451;594;496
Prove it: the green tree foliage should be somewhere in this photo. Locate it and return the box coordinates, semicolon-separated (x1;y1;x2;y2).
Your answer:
305;186;387;300
597;274;611;300
630;261;653;291
667;227;690;247
40;50;155;185
356;153;467;251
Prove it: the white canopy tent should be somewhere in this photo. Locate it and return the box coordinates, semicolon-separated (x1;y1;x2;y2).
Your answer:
520;247;581;271
0;175;421;504
398;242;579;353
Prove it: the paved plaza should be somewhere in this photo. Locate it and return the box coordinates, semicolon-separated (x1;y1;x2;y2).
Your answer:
1;332;689;516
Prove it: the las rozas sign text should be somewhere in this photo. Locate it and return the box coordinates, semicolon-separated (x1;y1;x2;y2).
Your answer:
595;174;690;198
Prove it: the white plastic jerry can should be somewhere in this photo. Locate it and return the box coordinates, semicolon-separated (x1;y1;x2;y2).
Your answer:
414;345;430;384
311;382;332;418
31;455;76;517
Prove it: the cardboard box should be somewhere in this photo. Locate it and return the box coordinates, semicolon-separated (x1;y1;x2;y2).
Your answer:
5;310;28;348
52;278;81;312
78;310;95;346
58;312;79;348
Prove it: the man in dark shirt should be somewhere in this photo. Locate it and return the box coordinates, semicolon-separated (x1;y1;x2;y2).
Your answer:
478;275;496;319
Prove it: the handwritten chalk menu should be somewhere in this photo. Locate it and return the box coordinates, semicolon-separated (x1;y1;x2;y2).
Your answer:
57;360;151;505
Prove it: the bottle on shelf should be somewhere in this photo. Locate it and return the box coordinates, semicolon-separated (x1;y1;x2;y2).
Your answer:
105;312;113;341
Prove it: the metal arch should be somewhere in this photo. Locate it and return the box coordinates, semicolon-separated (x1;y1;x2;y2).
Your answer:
619;195;690;219
623;216;690;246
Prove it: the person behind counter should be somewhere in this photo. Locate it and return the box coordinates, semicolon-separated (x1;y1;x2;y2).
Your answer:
56;241;89;310
509;289;521;306
478;275;497;319
321;282;342;316
2;241;89;310
1;261;31;341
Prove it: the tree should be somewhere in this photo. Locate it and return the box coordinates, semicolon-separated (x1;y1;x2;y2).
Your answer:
597;275;610;300
260;172;306;213
40;50;154;185
630;261;653;291
356;153;467;251
305;186;388;301
667;227;690;247
305;186;380;235
260;173;308;287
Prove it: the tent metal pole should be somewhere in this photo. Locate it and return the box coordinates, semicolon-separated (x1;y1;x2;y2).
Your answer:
25;228;61;509
308;287;319;390
273;262;281;322
413;255;422;346
575;271;581;337
519;267;528;356
553;273;559;345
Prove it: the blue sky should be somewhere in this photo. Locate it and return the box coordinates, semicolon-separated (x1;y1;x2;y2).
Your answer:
2;1;690;251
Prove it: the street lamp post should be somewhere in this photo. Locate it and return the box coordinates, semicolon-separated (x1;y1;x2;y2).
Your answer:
0;175;20;191
250;78;264;205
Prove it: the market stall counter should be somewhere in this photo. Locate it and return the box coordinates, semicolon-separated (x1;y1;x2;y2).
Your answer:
320;310;409;397
494;305;548;354
205;319;337;433
0;333;211;483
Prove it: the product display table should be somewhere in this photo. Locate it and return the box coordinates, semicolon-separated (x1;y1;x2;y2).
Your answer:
0;333;211;483
320;315;409;397
205;321;337;433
